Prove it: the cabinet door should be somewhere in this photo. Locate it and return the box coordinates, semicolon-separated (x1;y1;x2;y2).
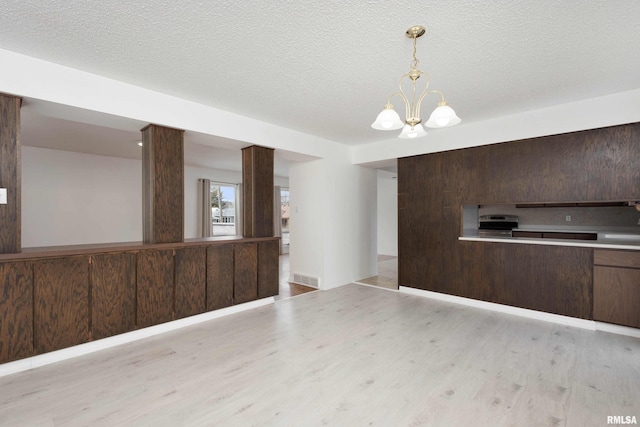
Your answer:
0;261;33;363
258;240;279;298
206;244;234;310
91;252;136;340
137;249;174;328
594;266;640;328
34;257;89;354
175;246;206;319
234;242;258;304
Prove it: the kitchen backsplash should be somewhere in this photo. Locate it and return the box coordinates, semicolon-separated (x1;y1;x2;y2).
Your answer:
478;204;640;228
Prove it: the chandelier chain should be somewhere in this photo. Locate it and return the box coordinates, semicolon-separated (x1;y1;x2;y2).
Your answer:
411;35;420;70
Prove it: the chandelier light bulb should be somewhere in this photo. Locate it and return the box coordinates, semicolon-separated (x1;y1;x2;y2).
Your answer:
399;123;427;139
371;105;404;130
425;102;462;128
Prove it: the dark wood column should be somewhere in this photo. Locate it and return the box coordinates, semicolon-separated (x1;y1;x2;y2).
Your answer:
141;124;184;244
0;93;22;254
242;145;274;237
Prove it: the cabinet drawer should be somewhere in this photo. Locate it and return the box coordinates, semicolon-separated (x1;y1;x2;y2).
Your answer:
594;250;640;268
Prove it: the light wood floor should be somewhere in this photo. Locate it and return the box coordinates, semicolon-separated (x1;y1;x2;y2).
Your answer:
1;284;639;426
275;254;317;300
357;255;398;290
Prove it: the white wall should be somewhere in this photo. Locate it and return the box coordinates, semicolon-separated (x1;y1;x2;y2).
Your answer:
23;147;285;247
290;156;377;289
22;146;142;247
377;173;398;256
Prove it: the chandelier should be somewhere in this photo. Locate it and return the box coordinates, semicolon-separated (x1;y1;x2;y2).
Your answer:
371;25;461;139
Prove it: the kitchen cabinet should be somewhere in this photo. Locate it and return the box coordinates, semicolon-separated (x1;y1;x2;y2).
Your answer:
206;244;234;310
399;122;640;321
91;252;136;340
234;242;258;304
0;237;279;363
175;246;207;319
34;256;90;354
136;249;175;328
0;261;33;363
594;250;640;328
258;240;279;298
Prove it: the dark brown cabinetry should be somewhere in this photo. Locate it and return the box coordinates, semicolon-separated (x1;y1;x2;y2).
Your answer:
258;240;279;299
463;242;593;318
234;243;258;304
594;250;640;328
136;249;175;328
206;244;234;310
399;122;640;320
175;246;207;319
33;256;90;354
91;252;136;340
0;261;32;364
0;237;279;364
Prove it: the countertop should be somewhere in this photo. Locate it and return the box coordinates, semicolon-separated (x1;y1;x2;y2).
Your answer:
460;227;640;250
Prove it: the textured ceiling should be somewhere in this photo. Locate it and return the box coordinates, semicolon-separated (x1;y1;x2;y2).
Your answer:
2;1;640;148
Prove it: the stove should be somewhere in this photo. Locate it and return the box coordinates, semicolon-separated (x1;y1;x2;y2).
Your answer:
478;215;519;237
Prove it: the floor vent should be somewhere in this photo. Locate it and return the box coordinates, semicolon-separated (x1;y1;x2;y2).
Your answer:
292;273;319;288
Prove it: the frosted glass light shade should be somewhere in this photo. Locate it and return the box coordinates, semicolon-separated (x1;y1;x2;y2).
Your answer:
371;106;404;130
425;104;461;128
398;123;427;139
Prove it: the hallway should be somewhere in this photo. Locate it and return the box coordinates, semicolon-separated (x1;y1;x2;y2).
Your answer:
356;255;398;290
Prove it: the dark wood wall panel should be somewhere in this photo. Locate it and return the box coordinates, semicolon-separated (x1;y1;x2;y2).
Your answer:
91;252;136;340
136;249;175;328
0;261;32;363
399;122;640;319
34;257;89;354
258;240;279;298
242;145;274;237
206;244;234;310
0;94;22;254
142;124;184;244
234;243;258;304
175;246;206;319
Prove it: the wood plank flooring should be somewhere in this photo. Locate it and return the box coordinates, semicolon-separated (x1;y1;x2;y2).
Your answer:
0;284;639;426
357;255;398;290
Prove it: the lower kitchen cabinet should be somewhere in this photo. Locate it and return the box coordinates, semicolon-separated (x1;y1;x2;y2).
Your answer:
206;244;234;310
258;240;279;298
0;261;33;364
137;249;175;328
91;252;136;340
34;256;90;354
0;237;279;363
594;250;640;328
175;246;207;319
234;243;258;304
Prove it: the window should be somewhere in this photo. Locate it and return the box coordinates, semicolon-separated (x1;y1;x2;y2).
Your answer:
210;183;238;236
280;188;290;253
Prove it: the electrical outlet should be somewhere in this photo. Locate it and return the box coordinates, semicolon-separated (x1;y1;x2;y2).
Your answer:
0;188;7;205
565;215;571;222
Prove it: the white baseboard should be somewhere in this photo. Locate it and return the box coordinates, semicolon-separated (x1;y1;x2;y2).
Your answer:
399;286;640;338
0;297;274;378
399;286;595;330
595;321;640;339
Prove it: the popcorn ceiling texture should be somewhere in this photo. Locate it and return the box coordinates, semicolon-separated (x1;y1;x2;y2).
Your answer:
0;1;639;145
